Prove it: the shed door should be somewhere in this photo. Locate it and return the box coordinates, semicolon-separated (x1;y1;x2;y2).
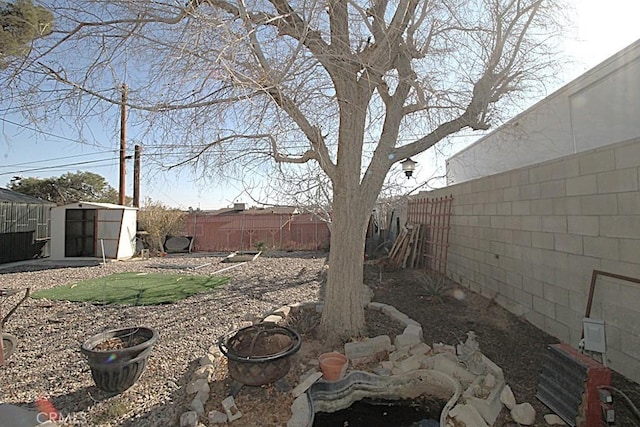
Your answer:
65;209;96;257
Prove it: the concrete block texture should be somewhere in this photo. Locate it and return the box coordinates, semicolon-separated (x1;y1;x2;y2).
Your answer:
566;175;597;196
427;139;640;383
554;233;583;254
596;168;638;194
580;194;618;215
568;216;599;236
579;150;615;174
614;141;640;169
600;215;640;239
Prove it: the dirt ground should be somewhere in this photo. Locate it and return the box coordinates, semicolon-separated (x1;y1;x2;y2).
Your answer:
208;262;640;426
369;265;640;426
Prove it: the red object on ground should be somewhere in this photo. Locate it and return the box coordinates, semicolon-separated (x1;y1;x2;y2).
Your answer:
36;397;60;421
553;343;611;427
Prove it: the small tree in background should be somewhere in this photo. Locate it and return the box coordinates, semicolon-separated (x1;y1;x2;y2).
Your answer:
0;0;53;68
137;198;186;253
8;171;121;205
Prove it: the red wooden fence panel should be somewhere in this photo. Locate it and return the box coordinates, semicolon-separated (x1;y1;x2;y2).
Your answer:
407;195;453;275
184;211;330;252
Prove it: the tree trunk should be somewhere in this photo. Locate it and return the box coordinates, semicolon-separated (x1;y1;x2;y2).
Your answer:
319;188;371;340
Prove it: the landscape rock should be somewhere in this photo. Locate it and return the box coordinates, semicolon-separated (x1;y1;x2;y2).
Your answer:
394;333;421;349
208;410;228;424
180;411;199;427
190;398;205;415
511;402;536;425
262;314;283;324
484;373;496;389
544;414;567;425
221;396;242;422
194;390;209;404
449;403;489;427
409;342;432;356
500;384;516;409
403;324;424;342
186;378;210;395
287;395;311;427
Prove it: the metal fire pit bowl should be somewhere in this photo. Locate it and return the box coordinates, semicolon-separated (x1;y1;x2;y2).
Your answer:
218;323;301;387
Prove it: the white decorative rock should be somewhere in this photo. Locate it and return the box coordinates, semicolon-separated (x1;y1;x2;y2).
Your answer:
449;403;489;427
511;402;536;425
194;390;209;404
186;378;210;395
500;384;516;409
273;306;291;317
222;396;243;422
208;410;228;424
180;411;199;427
484;373;496;389
190;398;205;415
409;342;432;356
288;395;312;427
544;414;567;425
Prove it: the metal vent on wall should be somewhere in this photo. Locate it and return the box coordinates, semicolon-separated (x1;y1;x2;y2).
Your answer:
536;345;585;427
537;343;611;427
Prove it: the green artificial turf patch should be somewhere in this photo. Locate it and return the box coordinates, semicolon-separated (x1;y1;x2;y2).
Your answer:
32;272;229;305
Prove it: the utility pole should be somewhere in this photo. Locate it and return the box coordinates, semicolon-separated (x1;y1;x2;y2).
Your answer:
119;83;127;205
133;144;141;208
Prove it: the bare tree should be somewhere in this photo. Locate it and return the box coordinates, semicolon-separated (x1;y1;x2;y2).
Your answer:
137;198;186;253
2;0;567;339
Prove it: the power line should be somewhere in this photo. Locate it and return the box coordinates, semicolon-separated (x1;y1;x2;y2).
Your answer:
0;150;117;168
0;158;117;177
0;116;100;145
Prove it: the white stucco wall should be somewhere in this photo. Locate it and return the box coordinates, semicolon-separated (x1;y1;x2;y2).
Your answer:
447;39;640;184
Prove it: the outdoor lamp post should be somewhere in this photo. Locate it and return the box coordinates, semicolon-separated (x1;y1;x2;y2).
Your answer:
401;158;417;179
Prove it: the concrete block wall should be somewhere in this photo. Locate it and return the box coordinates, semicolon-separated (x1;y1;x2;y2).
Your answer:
423;137;640;383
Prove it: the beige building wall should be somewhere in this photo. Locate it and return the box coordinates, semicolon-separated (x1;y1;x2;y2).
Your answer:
423;137;640;383
447;40;640;185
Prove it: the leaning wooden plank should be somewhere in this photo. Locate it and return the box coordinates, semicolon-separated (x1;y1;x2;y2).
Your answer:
389;228;408;259
410;224;422;268
402;226;417;268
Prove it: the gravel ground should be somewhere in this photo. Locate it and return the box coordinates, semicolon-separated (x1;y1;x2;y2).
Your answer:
0;252;325;426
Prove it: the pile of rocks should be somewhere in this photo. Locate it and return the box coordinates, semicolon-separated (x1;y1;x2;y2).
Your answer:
181;300;549;427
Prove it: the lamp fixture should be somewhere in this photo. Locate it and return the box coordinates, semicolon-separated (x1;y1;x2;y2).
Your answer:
401;158;417;179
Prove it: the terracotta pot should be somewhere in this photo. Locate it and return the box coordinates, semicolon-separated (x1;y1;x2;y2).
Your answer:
318;352;349;381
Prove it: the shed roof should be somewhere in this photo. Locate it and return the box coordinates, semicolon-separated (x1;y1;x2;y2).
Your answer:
0;188;55;205
55;201;138;210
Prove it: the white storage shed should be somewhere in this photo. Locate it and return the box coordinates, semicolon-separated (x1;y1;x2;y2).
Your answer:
50;202;137;261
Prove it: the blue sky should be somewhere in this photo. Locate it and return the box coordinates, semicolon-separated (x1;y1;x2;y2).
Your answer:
2;0;640;210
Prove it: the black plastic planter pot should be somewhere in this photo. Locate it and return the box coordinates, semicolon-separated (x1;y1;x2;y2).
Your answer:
81;327;159;393
218;323;301;386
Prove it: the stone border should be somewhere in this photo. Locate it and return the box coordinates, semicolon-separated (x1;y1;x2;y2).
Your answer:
181;301;536;427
